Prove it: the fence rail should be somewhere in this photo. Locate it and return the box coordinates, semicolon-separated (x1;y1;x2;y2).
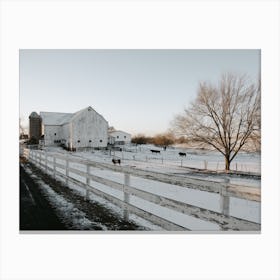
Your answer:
21;148;261;231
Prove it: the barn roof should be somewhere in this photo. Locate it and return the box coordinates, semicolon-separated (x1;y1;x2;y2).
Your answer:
109;130;131;136
40;112;73;125
40;106;108;126
69;106;108;123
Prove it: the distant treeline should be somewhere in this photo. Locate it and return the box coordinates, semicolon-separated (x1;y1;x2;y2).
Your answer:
131;133;187;146
131;133;260;152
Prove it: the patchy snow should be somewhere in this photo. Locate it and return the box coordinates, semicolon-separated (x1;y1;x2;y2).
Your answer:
39;182;104;230
30;163;161;230
24;166;106;230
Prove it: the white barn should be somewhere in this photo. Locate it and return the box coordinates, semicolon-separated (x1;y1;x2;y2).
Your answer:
40;106;108;149
109;130;131;145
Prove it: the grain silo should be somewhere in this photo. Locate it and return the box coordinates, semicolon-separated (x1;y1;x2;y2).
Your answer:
29;112;42;141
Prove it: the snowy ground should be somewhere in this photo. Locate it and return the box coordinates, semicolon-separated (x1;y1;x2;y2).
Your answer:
23;163;156;230
36;144;261;231
45;144;261;188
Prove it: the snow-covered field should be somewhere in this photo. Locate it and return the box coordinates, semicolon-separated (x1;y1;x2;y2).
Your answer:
45;144;261;188
69;144;260;173
30;144;261;231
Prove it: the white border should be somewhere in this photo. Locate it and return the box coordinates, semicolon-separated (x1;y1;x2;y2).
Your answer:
1;1;279;279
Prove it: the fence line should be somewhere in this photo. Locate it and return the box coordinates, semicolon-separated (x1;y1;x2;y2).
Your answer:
23;148;261;202
105;148;260;173
22;148;261;231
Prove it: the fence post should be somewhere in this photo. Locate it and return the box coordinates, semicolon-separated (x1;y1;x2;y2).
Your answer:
123;173;130;220
220;178;230;216
85;164;90;200
65;157;69;186
36;151;39;166
53;157;56;179
45;153;48;172
39;152;42;168
204;160;208;170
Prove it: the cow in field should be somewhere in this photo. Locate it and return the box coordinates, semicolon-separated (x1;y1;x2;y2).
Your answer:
112;158;121;165
150;149;161;154
179;152;187;157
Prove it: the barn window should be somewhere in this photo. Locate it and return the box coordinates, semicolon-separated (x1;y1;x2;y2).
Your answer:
124;136;126;139
89;140;92;143
54;133;56;136
77;140;80;143
117;136;119;139
100;140;103;143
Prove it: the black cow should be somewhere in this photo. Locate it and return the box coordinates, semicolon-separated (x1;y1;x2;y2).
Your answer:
179;152;186;157
112;158;121;165
150;149;161;154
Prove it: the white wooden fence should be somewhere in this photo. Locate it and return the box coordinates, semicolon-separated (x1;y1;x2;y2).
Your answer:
21;148;261;231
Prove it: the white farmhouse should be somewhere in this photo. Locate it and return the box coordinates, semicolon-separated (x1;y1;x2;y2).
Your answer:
40;106;108;149
109;130;131;145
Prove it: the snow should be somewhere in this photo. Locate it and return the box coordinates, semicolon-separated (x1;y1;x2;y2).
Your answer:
230;197;260;223
40;182;103;230
53;144;261;189
86;164;260;226
88;168;221;212
24;163;161;230
130;196;220;231
30;145;261;230
23;165;106;230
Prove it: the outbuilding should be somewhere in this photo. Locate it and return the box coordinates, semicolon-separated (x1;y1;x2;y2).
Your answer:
108;130;131;145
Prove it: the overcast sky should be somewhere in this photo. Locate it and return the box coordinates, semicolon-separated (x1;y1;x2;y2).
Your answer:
20;49;260;136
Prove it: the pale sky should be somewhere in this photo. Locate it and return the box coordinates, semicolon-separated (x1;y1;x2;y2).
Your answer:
20;49;260;136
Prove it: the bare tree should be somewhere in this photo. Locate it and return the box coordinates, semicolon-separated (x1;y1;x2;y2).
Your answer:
171;73;261;171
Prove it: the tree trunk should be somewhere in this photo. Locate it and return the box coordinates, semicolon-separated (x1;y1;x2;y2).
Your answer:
225;155;230;171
